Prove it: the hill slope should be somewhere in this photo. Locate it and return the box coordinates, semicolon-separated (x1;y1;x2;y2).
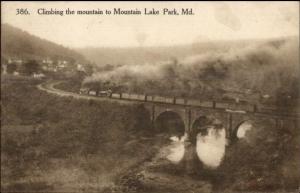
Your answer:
1;24;87;63
76;38;285;67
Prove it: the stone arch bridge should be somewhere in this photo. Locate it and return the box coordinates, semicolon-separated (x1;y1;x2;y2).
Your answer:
142;102;299;143
108;93;300;143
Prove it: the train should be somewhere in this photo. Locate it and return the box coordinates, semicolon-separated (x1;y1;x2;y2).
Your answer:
80;88;112;97
79;88;299;116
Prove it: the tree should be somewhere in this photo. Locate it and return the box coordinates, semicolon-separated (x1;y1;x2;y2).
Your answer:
22;60;40;75
1;57;8;67
84;64;94;75
68;58;76;66
7;63;17;74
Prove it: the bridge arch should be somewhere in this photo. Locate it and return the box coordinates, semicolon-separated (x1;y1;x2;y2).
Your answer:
231;117;281;143
232;120;254;142
190;116;223;144
154;111;185;137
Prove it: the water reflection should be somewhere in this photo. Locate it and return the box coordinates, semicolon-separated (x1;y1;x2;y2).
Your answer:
162;127;227;169
196;127;226;168
237;121;252;138
166;134;187;163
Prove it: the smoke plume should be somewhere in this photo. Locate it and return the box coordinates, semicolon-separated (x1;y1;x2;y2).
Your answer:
84;37;299;101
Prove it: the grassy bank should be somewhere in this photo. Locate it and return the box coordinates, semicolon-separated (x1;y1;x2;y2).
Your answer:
1;76;157;192
215;119;300;192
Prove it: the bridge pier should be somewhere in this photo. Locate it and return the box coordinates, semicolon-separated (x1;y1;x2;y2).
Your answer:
226;114;233;140
151;104;155;126
275;119;284;130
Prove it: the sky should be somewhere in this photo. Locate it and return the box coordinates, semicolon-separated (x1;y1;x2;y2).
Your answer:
2;1;299;48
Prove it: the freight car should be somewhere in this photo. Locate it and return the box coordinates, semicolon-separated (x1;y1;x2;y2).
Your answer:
214;100;256;112
88;90;97;96
79;88;89;95
98;90;112;97
121;93;146;101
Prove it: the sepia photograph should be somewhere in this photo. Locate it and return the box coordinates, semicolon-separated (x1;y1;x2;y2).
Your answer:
1;1;299;193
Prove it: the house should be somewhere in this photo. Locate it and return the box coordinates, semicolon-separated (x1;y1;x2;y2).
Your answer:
33;72;46;78
77;63;85;72
2;64;7;74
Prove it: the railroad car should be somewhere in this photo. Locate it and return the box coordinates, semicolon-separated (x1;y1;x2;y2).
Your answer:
226;103;255;112
146;95;154;102
136;94;147;101
88;90;97;96
153;96;166;103
79;88;89;95
111;93;121;99
215;101;229;109
256;104;277;114
186;99;201;106
199;100;214;108
130;94;145;101
121;93;130;99
175;98;185;105
165;97;175;104
96;90;111;97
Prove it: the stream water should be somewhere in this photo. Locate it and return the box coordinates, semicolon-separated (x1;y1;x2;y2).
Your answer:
165;122;252;168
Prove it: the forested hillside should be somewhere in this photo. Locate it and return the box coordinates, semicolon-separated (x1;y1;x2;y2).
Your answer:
77;38;279;67
1;24;87;63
